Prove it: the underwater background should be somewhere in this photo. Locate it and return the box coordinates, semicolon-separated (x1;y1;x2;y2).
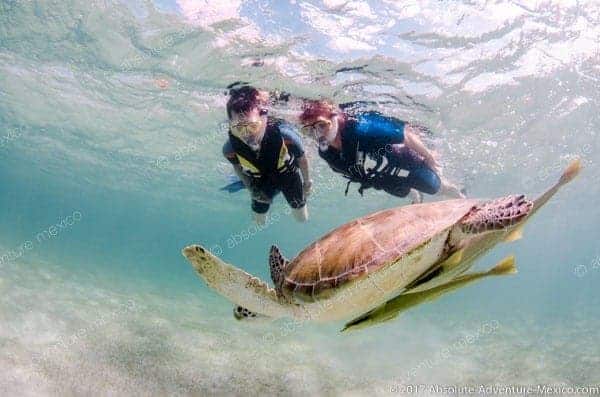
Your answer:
1;0;599;395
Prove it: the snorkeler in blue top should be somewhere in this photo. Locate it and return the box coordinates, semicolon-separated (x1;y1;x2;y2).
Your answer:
299;100;464;202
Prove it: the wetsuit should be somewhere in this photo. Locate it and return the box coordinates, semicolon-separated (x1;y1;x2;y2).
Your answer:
223;119;306;214
319;111;441;197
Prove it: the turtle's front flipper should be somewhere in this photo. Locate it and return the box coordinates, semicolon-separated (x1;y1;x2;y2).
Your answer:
405;247;466;292
342;256;516;332
269;245;289;299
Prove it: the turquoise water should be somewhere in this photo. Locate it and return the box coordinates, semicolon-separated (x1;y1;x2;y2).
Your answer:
1;0;599;395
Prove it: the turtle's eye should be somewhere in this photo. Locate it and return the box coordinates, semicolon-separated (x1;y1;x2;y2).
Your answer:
259;108;268;116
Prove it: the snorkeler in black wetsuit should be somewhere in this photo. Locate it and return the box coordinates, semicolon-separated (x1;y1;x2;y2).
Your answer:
222;86;312;225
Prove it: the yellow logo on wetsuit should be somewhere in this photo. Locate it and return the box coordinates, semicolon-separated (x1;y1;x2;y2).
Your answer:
236;154;261;176
235;142;293;177
277;143;291;170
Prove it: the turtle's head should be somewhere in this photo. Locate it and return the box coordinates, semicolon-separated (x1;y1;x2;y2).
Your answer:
449;195;533;248
181;243;294;320
182;244;219;276
182;244;205;259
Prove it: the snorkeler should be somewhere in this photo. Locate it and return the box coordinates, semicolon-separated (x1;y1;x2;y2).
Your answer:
298;100;464;203
222;85;311;225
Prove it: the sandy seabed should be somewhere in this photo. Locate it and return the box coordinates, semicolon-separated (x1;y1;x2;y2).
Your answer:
1;257;598;397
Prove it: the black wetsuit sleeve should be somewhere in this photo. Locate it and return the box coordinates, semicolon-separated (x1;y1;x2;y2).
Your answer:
280;128;305;158
222;140;239;164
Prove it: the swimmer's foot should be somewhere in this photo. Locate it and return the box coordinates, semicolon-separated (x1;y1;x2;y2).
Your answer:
409;189;423;204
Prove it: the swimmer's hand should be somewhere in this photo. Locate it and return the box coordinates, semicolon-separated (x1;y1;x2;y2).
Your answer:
303;179;313;198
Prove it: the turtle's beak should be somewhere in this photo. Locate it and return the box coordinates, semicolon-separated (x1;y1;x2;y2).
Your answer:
182;245;204;259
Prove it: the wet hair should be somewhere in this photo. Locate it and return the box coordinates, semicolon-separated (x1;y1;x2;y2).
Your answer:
299;100;337;123
226;85;267;118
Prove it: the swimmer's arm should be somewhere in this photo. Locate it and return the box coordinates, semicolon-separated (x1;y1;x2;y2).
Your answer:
403;128;439;170
298;155;310;183
223;140;255;189
281;128;310;185
298;155;312;196
232;164;253;189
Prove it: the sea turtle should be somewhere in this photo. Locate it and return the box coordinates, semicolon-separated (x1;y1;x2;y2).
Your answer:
182;160;580;330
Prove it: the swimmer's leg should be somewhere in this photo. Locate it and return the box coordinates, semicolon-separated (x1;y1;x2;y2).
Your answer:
251;201;270;226
391;141;464;199
410;168;465;199
379;176;412;198
292;206;308;222
281;170;308;223
250;183;277;225
385;146;437;200
380;178;422;204
406;167;441;195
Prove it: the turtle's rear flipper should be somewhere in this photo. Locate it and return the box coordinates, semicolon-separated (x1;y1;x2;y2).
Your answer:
233;306;271;321
342;256;516;332
461;195;533;234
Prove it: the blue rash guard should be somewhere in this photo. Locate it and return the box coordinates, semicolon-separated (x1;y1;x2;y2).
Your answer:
318;111;441;197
